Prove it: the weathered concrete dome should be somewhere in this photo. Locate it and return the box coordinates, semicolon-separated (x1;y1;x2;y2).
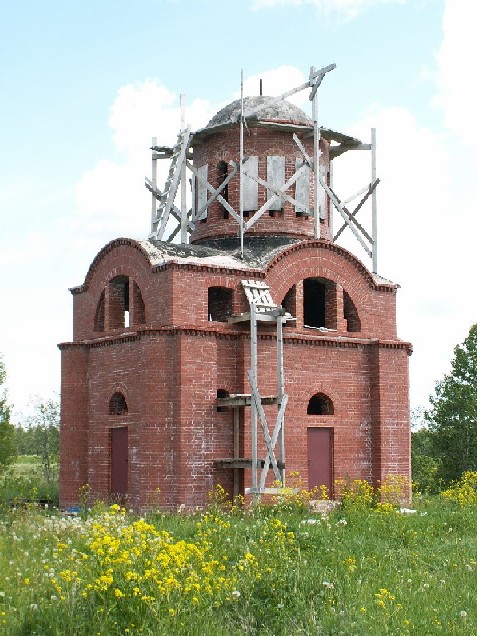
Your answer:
205;96;312;130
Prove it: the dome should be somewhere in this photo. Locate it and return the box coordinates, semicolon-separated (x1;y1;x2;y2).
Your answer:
205;96;313;130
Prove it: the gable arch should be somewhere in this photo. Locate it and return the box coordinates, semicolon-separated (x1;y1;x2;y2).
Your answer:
267;241;398;338
75;238;156;294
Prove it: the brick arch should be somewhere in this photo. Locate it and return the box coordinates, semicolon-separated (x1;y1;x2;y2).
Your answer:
266;240;390;293
76;238;156;293
106;382;132;416
294;383;341;418
85;247;153;303
109;391;128;416
72;240;158;340
265;241;398;338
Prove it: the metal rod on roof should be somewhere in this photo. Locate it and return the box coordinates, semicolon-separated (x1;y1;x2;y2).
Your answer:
311;66;320;239
329;159;334;239
240;70;244;259
371;127;378;273
151;136;157;234
180;94;188;244
232;80;311;123
259;78;262;96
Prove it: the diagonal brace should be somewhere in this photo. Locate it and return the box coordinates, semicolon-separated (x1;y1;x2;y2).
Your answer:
248;370;282;483
334;179;379;241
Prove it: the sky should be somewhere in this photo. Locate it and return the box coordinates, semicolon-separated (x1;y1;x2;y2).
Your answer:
1;0;475;420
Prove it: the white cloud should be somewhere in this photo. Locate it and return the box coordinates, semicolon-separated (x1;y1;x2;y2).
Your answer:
434;1;477;146
71;80;217;253
252;0;406;20
329;98;477;407
70;70;314;253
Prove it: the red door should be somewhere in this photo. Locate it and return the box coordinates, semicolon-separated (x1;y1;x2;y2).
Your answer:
110;427;128;498
307;427;333;494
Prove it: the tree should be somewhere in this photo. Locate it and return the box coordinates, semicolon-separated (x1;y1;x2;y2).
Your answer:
0;355;16;472
410;407;441;493
25;398;60;485
426;324;477;484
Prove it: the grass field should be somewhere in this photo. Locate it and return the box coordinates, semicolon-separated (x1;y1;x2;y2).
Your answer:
0;457;58;506
1;476;477;635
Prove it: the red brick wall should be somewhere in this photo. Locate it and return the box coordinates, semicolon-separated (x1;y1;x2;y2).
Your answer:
191;126;331;242
60;237;411;510
59;345;89;508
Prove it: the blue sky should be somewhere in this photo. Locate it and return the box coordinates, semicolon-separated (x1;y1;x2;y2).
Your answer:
1;0;475;418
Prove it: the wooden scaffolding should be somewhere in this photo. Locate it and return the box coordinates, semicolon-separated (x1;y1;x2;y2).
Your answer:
145;63;380;272
215;280;295;499
145;64;381;499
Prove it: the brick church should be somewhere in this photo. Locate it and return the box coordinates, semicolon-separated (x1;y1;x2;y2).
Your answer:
59;71;411;510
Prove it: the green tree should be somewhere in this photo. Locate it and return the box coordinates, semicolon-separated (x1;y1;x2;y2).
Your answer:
411;407;441;493
25;397;60;485
14;424;37;455
426;324;477;484
0;355;16;472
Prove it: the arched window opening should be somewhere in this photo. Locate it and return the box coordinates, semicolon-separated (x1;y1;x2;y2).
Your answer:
94;290;105;332
217;161;229;219
282;285;296;319
109;392;128;416
307;393;334;415
196;164;208;224
208;287;233;322
343;291;361;332
109;275;129;329
303;278;326;328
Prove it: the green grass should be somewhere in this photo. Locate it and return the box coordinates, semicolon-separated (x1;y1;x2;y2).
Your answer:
0;456;58;506
14;455;42;465
0;491;477;635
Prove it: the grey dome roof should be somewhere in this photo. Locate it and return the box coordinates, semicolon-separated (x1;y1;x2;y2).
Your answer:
205;96;312;129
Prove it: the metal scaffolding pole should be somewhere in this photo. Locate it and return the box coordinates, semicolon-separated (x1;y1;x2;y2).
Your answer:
240;70;245;259
180;95;188;244
371;128;378;273
250;303;259;502
150;136;157;234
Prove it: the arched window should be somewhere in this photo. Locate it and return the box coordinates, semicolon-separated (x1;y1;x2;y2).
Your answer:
303;277;336;329
307;392;334;415
303;278;325;328
343;291;361;332
109;392;128;416
208;287;233;322
109;275;130;329
96;276;146;331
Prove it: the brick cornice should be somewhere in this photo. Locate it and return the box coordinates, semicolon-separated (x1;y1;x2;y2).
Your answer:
151;261;263;277
58;325;412;354
69;235;397;297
